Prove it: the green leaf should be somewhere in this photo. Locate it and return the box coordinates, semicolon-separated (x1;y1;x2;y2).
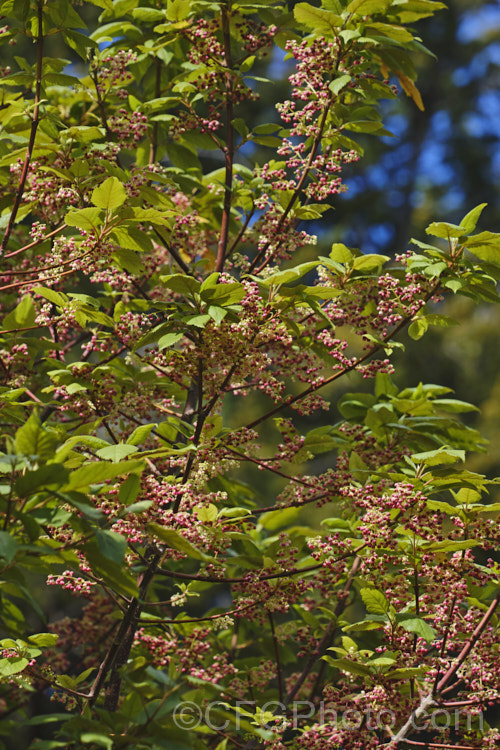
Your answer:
321;655;371;677
2;296;36;331
386;667;427;680
91;176;126;211
0;656;29;677
426;499;458;515
33;287;68;307
408;318;428;340
118;474;141;505
194;504;217;523
399;617;436;643
84;545;138;598
360;588;390;615
352;253;390;272
459;203;487;235
112;248;145;275
148;524;211;561
126;500;153;514
126;424;155;446
132;6;165;22
28;633;58;647
454;488;482;505
166;0;191;22
64;460;143;490
347;0;391;13
411;448;465;466
432;398;478;413
95;529;127;564
426;221;467;239
329;243;353;264
95;443;139;462
329;74;351;96
80;734;113;749
294;3;342;34
15;413;58;458
465;231;500;265
261;262;318;287
160;274;201;295
200;282;246;306
15;464;69;496
342;620;385;633
158;332;183;350
0;531;18;564
65;207;102;231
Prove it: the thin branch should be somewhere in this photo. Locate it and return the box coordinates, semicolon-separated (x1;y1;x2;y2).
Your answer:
153;228;192;275
268;611;284;705
435;591;500;695
0;0;44;256
215;2;235;273
287;556;361;703
149;58;162;165
4;223;66;259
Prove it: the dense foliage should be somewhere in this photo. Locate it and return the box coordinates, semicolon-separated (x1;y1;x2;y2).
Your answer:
0;1;499;748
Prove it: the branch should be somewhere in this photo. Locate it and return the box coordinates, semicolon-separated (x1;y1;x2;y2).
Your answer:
4;223;66;259
268;612;284;704
385;592;500;748
287;556;361;702
436;591;500;695
216;3;235;273
0;0;44;256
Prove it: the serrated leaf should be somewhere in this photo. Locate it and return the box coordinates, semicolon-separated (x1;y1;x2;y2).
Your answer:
194;503;217;523
426;220;467;239
386;667;427;680
459;203;487;235
352;253;390;272
91;176;126;211
126;424;155;446
261;262;318;287
329;74;351;96
166;0;191;22
329;243;353;264
360;588;390;615
28;633;58;647
158;332;183;349
95;444;139;463
33;287;68;307
412;448;465;466
15;413;58;458
294;3;342;34
465;231;500;265
160;274;200;295
342;620;385;632
399;617;436;643
2;296;36;331
64;460;143;490
65;207;102;231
